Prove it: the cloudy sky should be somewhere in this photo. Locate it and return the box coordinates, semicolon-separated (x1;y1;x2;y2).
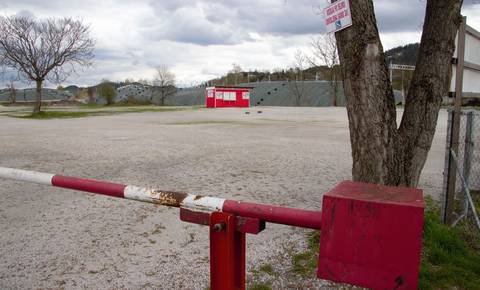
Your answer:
1;0;479;88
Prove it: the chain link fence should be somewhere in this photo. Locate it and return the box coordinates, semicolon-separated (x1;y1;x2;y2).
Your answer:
441;109;480;228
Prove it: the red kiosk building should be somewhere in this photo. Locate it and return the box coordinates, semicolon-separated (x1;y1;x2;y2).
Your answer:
205;86;252;108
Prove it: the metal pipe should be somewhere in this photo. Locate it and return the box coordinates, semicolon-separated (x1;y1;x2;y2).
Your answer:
0;167;322;229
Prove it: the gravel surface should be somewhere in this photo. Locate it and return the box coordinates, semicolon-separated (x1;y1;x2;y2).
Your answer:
0;106;448;289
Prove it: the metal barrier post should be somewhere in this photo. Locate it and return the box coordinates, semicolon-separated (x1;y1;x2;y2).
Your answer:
180;207;264;290
210;212;245;290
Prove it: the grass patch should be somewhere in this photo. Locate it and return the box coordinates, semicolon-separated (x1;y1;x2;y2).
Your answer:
21;111;106;119
249;282;272;290
258;264;275;276
15;106;187;119
167;120;237;125
248;262;277;288
79;103;103;109
115;107;186;113
291;231;320;277
419;198;480;290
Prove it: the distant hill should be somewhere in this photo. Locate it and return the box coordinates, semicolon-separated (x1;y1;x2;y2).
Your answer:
63;85;80;95
383;43;420;92
385;43;420;65
203;43;420;87
1;43;420;106
0;81;406;107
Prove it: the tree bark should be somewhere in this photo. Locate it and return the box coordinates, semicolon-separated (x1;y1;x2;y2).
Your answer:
34;80;43;113
335;0;462;186
335;0;399;185
398;0;463;186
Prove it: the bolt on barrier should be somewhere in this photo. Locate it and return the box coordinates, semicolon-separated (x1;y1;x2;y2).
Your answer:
0;167;425;290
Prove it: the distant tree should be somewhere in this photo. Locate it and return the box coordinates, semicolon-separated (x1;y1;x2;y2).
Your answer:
384;43;420;66
137;78;151;86
288;50;307;106
0;16;94;113
152;65;176;106
97;81;116;105
385;43;419;94
124;78;134;85
87;86;96;104
57;85;65;91
6;81;16;103
307;34;340;106
272;67;285;81
231;63;242;85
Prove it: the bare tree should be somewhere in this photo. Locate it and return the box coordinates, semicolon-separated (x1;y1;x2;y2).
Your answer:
289;50;307;106
308;34;340;106
5;80;17;104
137;78;151;86
152;65;176;106
124;78;134;85
334;0;463;186
0;16;94;113
231;63;242;85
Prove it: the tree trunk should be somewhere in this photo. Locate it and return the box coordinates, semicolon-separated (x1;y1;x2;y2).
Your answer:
398;0;463;186
34;80;43;113
335;0;462;186
335;0;400;185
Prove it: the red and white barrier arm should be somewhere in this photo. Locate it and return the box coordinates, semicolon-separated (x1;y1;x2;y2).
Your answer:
0;167;322;229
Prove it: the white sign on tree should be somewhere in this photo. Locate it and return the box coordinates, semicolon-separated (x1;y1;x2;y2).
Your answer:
324;0;352;34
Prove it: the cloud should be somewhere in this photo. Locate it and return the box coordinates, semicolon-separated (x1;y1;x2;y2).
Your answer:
0;0;479;88
15;9;35;18
375;0;426;32
141;0;324;46
146;5;245;45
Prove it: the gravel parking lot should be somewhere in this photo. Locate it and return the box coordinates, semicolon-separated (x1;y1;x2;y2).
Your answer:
0;106;448;289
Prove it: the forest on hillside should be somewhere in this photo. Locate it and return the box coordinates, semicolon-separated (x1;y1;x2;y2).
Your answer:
207;43;420;91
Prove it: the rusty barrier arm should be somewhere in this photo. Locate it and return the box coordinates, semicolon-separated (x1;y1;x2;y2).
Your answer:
0;166;425;290
0;167;322;229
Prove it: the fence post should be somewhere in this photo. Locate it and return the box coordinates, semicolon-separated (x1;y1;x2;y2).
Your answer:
444;16;467;225
441;110;453;222
462;111;474;214
462;111;473;185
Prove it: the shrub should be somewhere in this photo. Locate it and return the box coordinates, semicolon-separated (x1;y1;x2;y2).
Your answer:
97;82;116;105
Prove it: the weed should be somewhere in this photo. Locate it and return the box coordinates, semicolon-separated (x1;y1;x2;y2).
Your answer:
258;264;275;276
419;199;480;290
249;282;272;290
291;231;320;277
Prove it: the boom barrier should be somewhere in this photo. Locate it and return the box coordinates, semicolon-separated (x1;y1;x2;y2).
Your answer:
0;167;425;290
